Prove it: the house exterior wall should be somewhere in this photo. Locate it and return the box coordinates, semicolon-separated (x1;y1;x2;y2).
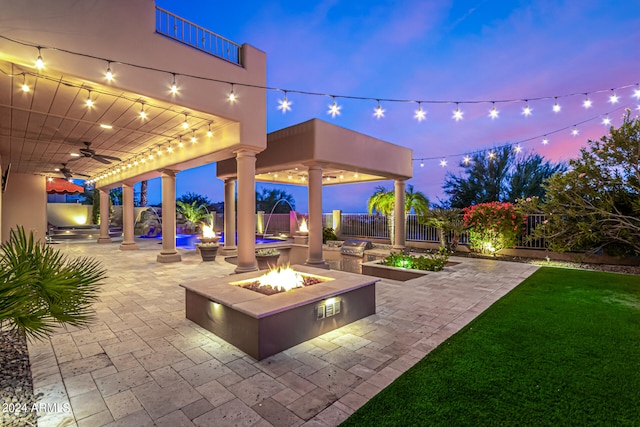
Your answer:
2;173;47;242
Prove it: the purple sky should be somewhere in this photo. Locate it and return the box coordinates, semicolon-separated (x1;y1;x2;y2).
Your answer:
149;0;640;212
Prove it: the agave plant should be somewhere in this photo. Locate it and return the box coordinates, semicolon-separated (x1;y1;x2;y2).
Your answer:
0;226;106;340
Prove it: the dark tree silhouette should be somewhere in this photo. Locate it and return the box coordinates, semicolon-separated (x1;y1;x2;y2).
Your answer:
256;188;296;213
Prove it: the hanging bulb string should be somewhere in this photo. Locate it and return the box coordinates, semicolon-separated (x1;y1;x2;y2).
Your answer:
413;104;629;163
1;34;638;109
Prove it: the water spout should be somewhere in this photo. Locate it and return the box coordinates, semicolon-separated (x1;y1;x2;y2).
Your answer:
263;199;298;239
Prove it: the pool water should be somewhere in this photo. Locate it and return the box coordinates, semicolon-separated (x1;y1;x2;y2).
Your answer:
140;233;284;250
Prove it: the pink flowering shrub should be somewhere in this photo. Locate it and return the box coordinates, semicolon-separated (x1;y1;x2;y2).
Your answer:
462;202;527;254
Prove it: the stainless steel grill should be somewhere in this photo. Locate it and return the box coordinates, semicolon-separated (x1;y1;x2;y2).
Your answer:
340;239;373;257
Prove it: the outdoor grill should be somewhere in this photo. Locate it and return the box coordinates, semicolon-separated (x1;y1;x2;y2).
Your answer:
340;239;373;257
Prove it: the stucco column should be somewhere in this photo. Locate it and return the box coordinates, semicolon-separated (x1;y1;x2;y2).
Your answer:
97;188;112;243
394;179;406;250
119;184;138;250
305;164;329;268
220;178;237;255
157;170;182;263
235;149;258;273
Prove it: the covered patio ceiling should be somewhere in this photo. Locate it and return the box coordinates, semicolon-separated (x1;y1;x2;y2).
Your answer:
0;60;235;182
217;118;413;186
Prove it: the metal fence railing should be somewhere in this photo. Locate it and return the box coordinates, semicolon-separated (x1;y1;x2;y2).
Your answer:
155;7;242;65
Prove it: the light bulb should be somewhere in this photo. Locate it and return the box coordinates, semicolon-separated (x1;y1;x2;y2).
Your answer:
373;102;385;118
182;114;189;129
148;153;153;160
328;100;342;118
439;159;447;167
602;115;611;126
514;145;522;153
277;92;292;113
178;137;184;148
583;96;592;109
105;62;113;81
542;137;549;145
609;91;619;104
133;159;139;166
139;104;147;119
489;105;499;119
452;105;463;121
35;48;44;69
488;151;496;159
553;102;561;113
170;73;178;94
207;123;213;137
191;131;197;143
522;104;532;117
634;87;640;100
420;160;424;168
463;155;471;165
414;103;426;121
85;91;93;107
571;126;579;136
21;75;29;92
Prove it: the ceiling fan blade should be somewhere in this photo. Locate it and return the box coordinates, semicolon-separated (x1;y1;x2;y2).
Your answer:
92;156;113;164
74;172;91;178
96;154;122;161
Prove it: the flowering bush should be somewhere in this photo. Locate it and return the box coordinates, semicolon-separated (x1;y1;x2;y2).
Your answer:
463;202;527;254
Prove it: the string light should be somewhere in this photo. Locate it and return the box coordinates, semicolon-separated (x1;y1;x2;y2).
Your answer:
414;102;426;121
514;144;522;153
488;151;496;159
228;84;237;102
148;151;154;160
35;47;44;69
489;103;499;119
463;155;471;165
602;115;611;126
166;141;173;153
452;103;463;121
634;86;640;100
85;90;93;107
140;156;146;163
21;74;29;92
542;137;549;145
571;126;579;136
522;102;532;117
277;91;292;113
583;95;592;109
191;130;197;143
178;136;184;148
133;158;139;166
170;73;178;94
328;98;341;118
609;90;619;104
207;123;213;137
420;160;424;167
182;114;189;129
553;98;561;113
105;61;113;81
156;146;163;156
374;100;385;118
439;159;447;167
139;102;147;119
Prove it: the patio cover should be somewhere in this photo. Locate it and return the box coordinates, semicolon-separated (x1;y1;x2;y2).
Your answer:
46;178;85;195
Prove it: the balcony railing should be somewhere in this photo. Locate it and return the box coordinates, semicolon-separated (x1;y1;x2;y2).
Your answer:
155;7;242;66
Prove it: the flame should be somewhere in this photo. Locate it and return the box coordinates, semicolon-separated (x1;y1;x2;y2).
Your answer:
299;218;309;233
202;224;216;238
256;265;304;292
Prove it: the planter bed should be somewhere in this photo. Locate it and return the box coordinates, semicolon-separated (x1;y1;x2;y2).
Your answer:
362;260;459;281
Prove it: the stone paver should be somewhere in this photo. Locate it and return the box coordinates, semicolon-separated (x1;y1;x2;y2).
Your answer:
27;238;538;426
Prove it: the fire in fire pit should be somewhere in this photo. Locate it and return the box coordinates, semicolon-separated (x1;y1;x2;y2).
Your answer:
231;265;329;296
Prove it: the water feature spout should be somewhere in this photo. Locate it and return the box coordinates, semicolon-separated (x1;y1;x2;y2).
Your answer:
263;199;298;239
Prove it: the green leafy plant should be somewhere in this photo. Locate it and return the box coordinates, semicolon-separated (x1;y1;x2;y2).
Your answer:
0;226;106;340
367;185;430;244
323;227;337;243
256;248;280;256
176;200;210;232
381;250;449;272
419;207;464;250
463;202;526;255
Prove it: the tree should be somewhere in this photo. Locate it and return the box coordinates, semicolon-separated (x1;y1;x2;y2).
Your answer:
109;188;122;205
178;192;212;207
256;188;296;213
536;110;640;255
140;180;148;207
176;200;210;233
367;184;430;244
443;146;566;208
420;207;464;250
0;226;106;340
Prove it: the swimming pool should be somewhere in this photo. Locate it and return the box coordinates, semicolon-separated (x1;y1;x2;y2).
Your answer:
140;233;285;250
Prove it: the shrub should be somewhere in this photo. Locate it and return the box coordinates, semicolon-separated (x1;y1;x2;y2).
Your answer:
323;227;337;243
0;226;106;340
463;202;526;255
381;250;449;272
256;248;280;256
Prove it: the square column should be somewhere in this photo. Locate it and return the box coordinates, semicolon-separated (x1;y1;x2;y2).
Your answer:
220;178;237;255
234;149;258;273
97;188;112;243
157;170;182;263
119;184;139;250
394;179;406;250
305;164;329;268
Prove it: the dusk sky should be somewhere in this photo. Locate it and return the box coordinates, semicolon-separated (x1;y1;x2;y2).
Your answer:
148;0;640;212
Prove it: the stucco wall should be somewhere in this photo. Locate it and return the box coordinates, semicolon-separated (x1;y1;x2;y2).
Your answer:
2;173;47;242
47;204;93;227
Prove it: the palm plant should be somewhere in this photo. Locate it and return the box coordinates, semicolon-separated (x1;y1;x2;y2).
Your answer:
420;207;464;250
176;200;210;233
367;185;430;244
0;226;106;340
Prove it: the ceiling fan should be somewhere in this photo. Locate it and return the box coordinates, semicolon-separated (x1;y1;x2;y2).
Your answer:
73;141;122;164
44;163;90;180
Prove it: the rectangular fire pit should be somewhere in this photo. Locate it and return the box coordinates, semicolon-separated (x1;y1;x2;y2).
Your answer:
180;265;378;360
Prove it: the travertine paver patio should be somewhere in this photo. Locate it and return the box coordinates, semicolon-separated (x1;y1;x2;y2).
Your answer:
28;239;538;427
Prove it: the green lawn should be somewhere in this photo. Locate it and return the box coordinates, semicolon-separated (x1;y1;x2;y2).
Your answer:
342;267;640;426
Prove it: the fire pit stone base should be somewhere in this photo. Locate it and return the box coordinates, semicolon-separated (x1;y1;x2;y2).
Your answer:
180;265;378;360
